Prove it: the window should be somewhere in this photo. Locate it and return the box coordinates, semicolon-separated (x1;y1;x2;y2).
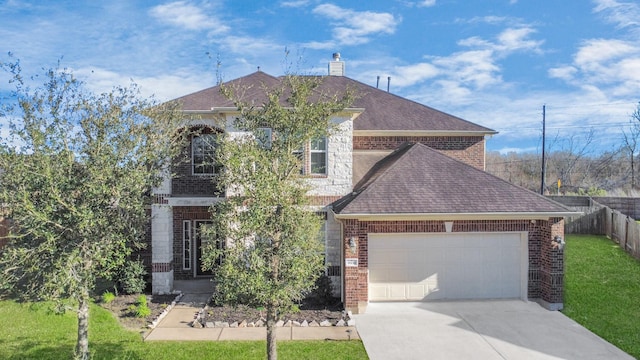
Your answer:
192;134;217;175
255;127;272;149
182;221;192;270
310;137;327;175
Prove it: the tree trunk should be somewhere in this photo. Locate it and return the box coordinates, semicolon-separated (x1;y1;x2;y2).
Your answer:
75;293;90;360
266;304;277;360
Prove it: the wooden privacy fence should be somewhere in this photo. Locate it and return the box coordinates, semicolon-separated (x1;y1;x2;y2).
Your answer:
566;205;640;260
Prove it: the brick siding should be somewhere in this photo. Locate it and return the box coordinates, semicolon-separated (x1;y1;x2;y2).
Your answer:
341;218;565;312
172;128;223;197
353;136;485;169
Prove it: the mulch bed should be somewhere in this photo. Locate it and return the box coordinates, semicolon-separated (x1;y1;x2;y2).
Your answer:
203;299;347;325
101;293;348;330
100;293;178;330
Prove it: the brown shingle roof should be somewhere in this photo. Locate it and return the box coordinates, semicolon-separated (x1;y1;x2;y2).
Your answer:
316;76;495;133
334;143;574;215
172;71;281;111
169;72;495;134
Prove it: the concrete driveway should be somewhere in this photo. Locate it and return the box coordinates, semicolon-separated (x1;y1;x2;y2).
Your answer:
354;300;633;360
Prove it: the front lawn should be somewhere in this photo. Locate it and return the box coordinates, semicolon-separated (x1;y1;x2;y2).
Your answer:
0;300;368;360
563;234;640;358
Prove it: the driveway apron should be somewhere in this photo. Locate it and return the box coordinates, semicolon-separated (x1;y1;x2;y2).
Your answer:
354;300;634;360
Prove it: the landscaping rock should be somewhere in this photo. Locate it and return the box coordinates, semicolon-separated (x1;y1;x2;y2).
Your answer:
239;320;247;328
309;321;319;327
276;320;284;327
284;320;292;327
301;320;308;327
336;319;345;327
247;322;255;327
205;322;214;328
230;321;238;328
292;321;301;327
320;320;331;327
191;320;203;328
255;319;264;327
214;321;229;328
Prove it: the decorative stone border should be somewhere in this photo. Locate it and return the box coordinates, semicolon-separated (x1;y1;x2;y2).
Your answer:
191;307;355;328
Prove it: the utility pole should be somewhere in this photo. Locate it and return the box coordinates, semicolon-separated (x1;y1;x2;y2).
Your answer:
540;105;546;195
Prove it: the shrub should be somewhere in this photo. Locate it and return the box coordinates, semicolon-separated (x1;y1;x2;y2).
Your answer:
136;294;147;307
135;304;151;318
117;259;147;294
308;273;335;305
101;291;116;304
135;295;150;318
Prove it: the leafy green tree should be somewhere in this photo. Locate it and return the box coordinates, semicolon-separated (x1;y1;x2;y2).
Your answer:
206;74;354;360
0;60;186;360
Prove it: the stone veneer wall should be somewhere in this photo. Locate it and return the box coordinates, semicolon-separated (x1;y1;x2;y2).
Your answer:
341;218;565;314
306;118;353;196
353;136;485;170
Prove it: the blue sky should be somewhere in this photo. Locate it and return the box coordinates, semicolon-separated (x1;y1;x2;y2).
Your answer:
2;0;640;154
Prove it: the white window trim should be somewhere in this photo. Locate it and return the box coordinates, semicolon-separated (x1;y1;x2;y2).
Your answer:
192;134;217;176
182;221;192;270
309;137;328;175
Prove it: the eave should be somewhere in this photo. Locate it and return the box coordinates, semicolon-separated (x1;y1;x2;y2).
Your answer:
332;211;583;221
354;130;499;137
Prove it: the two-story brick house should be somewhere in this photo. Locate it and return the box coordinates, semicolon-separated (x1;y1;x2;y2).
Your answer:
149;55;577;314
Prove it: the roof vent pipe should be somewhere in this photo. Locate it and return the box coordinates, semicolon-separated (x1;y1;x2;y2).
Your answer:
376;76;380;89
387;76;391;92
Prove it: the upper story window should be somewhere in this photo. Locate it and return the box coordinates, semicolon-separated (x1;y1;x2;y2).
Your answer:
192;133;217;175
309;137;327;175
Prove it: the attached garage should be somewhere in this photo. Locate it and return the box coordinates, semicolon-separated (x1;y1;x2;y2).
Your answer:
334;143;579;313
368;232;528;302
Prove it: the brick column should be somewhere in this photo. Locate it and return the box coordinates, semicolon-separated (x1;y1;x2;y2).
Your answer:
539;218;565;310
343;219;368;314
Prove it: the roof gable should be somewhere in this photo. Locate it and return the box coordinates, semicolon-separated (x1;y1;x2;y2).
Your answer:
334;143;573;216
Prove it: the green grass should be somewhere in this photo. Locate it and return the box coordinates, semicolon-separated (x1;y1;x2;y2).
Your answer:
563;234;640;358
0;300;368;360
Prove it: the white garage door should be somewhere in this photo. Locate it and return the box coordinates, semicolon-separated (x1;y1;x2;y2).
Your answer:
368;233;527;301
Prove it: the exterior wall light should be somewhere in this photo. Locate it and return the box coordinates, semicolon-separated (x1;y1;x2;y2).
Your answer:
348;237;357;253
552;235;565;250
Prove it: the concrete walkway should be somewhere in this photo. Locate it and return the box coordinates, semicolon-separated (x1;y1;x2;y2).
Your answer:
144;279;359;341
354;300;634;360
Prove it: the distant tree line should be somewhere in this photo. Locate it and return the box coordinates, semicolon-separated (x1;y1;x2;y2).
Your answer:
486;103;640;196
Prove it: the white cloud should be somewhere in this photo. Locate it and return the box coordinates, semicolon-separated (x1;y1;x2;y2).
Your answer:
495;27;543;53
459;27;543;55
74;67;215;101
418;0;436;7
574;38;636;68
548;66;577;81
149;1;229;33
312;4;400;45
280;0;311;7
387;63;439;87
593;0;640;30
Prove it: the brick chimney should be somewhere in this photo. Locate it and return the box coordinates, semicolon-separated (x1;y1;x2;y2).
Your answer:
328;52;345;76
